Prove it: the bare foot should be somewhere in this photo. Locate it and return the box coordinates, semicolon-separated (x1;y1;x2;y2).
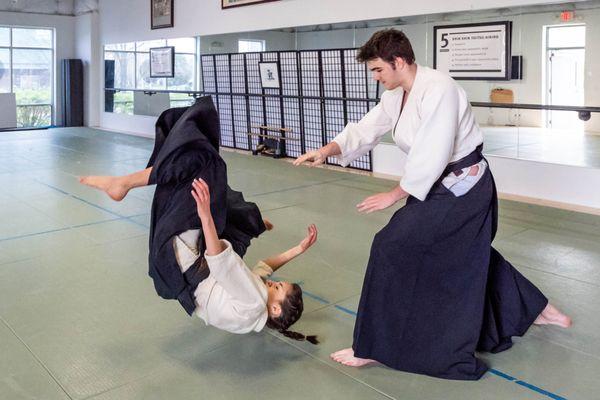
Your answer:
263;219;274;231
330;348;377;367
534;303;572;328
78;176;129;201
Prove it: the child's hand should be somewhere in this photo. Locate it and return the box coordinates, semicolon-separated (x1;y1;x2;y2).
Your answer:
298;224;318;252
191;178;211;220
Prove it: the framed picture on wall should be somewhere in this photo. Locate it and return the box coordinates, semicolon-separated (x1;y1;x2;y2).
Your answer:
222;0;280;9
151;0;174;29
433;21;512;80
150;46;175;78
258;62;281;89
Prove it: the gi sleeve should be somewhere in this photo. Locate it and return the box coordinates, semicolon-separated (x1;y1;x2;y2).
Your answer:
252;261;274;279
204;240;267;304
332;91;396;166
400;83;459;201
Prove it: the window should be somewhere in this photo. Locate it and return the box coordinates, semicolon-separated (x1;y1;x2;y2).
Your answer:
238;39;265;53
0;48;9;93
0;26;54;127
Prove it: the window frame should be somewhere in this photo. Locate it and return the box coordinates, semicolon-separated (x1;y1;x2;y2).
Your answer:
238;39;266;53
0;25;55;127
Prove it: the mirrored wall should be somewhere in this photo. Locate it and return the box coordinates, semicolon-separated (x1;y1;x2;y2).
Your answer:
104;0;600;169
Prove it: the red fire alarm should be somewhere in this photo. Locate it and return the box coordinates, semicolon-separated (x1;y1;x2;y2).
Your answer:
560;11;574;22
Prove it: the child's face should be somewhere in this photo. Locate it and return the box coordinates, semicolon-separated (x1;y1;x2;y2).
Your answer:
266;280;293;317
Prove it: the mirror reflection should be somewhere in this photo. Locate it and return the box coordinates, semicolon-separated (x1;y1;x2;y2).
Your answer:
104;0;600;169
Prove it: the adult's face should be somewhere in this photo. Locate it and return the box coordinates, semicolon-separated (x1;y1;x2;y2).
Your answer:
366;57;406;91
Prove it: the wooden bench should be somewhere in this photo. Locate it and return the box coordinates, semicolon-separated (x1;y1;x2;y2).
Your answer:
248;125;299;158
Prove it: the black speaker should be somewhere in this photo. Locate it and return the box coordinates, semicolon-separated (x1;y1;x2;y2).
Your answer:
511;55;523;80
61;59;84;126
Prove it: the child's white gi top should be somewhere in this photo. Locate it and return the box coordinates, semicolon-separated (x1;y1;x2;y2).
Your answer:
174;233;273;334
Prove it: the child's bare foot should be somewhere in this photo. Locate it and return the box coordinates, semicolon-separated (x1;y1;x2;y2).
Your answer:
330;348;377;367
263;219;274;231
534;303;572;328
78;176;129;201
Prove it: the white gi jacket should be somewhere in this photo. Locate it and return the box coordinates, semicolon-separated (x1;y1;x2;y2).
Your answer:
333;65;483;201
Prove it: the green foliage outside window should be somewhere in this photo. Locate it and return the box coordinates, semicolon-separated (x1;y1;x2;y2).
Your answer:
114;91;134;115
15;89;51;127
17;104;51;127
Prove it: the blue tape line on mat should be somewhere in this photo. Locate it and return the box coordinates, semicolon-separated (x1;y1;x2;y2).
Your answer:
515;381;567;400
0;227;73;242
301;290;330;304
0;215;150;243
33;179;148;229
488;368;516;381
70;194;125;217
334;305;358;317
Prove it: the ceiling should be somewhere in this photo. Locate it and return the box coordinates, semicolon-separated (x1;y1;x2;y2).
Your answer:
0;0;98;16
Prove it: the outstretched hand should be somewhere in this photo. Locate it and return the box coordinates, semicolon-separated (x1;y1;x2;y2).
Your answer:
298;224;318;252
191;178;211;221
293;150;326;167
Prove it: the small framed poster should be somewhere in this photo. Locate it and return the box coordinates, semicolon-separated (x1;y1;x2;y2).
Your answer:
433;21;512;80
259;62;280;89
222;0;279;9
149;46;175;78
151;0;173;29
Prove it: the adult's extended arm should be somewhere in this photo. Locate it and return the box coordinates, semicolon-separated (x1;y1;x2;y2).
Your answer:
293;91;396;167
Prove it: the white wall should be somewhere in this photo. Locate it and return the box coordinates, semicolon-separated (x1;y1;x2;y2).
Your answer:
75;12;100;127
0;11;76;126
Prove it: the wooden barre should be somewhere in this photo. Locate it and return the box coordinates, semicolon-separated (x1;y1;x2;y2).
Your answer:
247;132;301;142
251;125;293;132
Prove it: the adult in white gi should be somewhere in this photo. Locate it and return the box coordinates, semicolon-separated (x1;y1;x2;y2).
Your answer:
295;29;570;380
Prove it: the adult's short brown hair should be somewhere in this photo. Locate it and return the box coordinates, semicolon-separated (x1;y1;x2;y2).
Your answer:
357;29;415;66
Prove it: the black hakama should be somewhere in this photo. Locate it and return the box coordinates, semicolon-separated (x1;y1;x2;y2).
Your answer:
352;148;548;380
146;97;266;315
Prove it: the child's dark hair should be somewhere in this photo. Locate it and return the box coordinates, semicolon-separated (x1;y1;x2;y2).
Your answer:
357;28;415;66
266;283;319;345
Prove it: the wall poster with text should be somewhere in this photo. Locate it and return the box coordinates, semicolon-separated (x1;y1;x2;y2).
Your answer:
434;21;512;80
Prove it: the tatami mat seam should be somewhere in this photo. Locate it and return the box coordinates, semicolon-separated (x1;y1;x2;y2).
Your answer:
0;215;148;244
0;315;74;400
516;262;600;289
248;178;350;197
80;336;247;400
266;331;398;400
